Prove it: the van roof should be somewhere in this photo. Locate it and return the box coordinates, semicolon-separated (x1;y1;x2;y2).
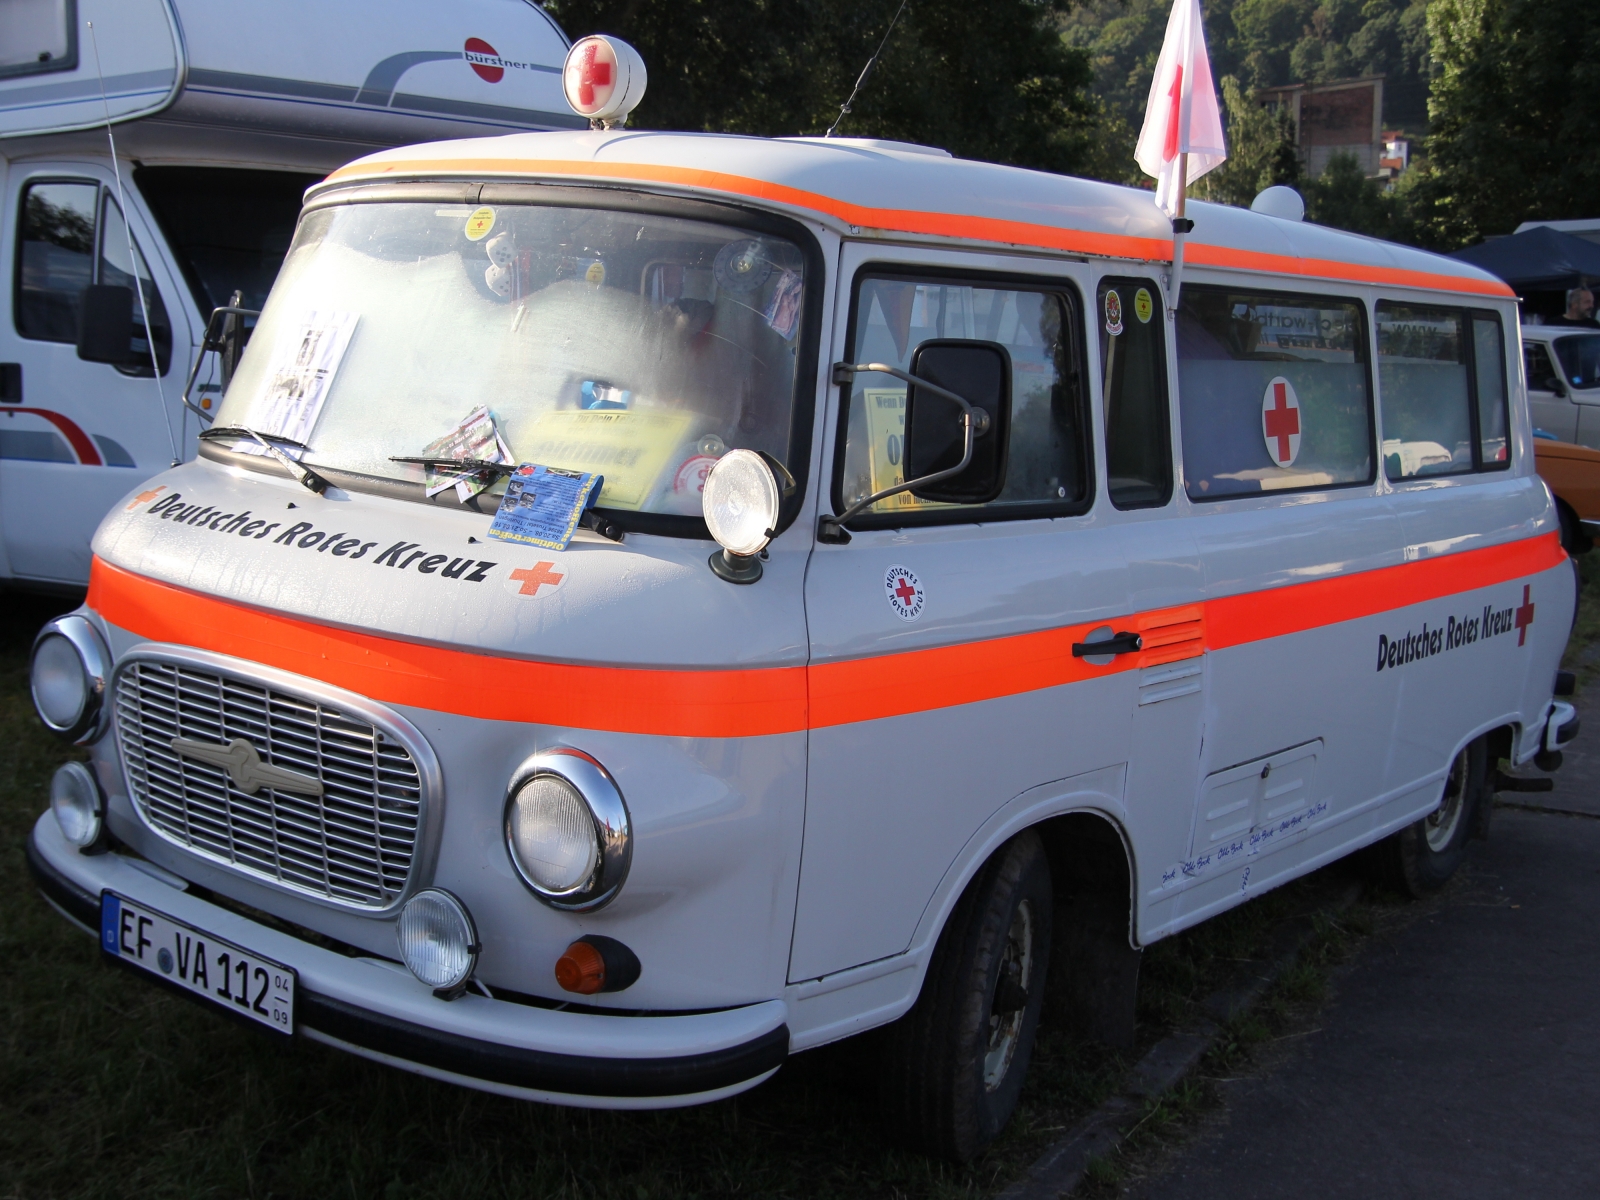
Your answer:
321;130;1512;300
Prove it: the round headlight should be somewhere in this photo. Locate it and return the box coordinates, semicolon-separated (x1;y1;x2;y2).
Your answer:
504;749;631;912
30;616;109;743
702;448;780;558
51;761;103;849
509;775;599;893
397;889;478;992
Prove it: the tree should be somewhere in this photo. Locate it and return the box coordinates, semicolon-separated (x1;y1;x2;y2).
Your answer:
1416;0;1600;247
1302;150;1415;241
542;0;1101;175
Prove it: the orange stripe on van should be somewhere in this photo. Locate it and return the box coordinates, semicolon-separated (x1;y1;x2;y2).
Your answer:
86;560;810;738
87;533;1564;738
322;156;1514;299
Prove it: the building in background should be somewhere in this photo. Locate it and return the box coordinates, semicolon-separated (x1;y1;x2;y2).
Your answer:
1258;77;1386;180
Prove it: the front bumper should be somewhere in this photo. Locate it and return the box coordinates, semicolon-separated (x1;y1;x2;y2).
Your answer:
27;814;788;1109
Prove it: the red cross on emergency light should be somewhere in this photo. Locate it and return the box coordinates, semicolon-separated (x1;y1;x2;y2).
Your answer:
1262;376;1301;467
1514;584;1535;646
575;41;611;106
510;562;565;596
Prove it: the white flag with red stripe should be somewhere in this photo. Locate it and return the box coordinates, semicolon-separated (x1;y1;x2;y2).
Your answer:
1135;0;1227;215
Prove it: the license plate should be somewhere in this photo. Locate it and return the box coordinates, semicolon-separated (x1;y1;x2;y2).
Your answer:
100;892;295;1034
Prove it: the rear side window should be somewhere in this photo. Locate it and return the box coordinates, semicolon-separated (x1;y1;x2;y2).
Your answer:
1376;303;1510;476
1177;286;1372;500
836;273;1090;525
1098;277;1172;509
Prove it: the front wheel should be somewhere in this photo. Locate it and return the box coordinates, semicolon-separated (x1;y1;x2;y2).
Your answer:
879;830;1053;1162
1365;737;1486;897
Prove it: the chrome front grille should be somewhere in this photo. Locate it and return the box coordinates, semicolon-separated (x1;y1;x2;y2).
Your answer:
115;656;426;910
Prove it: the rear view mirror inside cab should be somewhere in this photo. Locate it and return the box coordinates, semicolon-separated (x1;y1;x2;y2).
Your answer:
904;339;1011;504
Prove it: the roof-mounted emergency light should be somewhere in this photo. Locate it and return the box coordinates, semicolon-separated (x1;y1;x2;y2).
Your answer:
563;35;647;129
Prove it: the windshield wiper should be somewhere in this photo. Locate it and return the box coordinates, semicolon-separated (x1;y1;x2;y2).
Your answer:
199;426;328;495
389;455;519;478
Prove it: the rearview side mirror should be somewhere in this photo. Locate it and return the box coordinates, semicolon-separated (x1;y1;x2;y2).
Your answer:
904;339;1011;504
75;284;138;365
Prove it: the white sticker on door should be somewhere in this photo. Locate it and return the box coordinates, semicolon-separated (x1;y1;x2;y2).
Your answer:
1261;375;1302;467
884;564;925;621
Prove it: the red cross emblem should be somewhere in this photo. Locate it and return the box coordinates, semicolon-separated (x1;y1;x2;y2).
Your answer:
565;39;615;113
126;485;165;511
1163;65;1184;163
885;565;924;621
1262;377;1301;467
510;562;566;596
1514;584;1535;646
895;577;917;604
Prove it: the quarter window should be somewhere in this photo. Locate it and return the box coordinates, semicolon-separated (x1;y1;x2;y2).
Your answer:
837;274;1089;523
1098;277;1171;508
1376;303;1509;477
1177;286;1372;500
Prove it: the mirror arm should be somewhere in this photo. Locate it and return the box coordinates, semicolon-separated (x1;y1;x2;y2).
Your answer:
820;361;983;540
180;305;261;426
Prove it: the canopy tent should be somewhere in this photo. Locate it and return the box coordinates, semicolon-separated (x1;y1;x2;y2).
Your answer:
1449;226;1600;292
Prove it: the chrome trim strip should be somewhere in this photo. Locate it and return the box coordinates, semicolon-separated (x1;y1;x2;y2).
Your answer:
111;643;442;915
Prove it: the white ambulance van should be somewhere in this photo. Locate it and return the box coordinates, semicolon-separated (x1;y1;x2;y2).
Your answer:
1;0;577;591
25;38;1579;1162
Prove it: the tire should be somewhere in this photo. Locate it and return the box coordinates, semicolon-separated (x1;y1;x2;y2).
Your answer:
1558;501;1592;556
1365;737;1486;897
880;830;1053;1162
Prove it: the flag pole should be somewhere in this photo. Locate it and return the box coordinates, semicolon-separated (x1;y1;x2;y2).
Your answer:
1168;151;1193;320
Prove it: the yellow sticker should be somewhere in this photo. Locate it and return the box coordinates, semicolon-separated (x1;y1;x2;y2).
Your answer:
584;260;606;285
1134;287;1154;324
511;409;694;509
464;206;496;241
863;387;917;511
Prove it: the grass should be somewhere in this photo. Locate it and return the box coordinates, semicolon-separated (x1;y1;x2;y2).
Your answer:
0;593;1426;1200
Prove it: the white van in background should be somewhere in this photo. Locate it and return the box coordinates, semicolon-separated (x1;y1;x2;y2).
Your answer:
1;0;578;590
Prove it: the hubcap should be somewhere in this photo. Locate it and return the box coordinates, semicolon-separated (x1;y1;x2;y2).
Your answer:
984;897;1034;1091
1425;748;1468;852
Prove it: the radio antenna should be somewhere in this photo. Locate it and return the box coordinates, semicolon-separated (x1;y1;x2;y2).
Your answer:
825;0;910;139
87;19;180;466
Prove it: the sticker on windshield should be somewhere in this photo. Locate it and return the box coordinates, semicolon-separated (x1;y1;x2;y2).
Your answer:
1134;288;1154;323
1104;289;1123;337
885;565;925;622
464;207;496;241
488;463;603;552
764;270;803;340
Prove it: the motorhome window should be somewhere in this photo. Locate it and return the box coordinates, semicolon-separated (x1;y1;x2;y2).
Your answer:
135;167;321;314
1472;315;1509;468
1098;277;1171;509
1553;334;1600;391
15;180;97;342
216;202;811;522
837;275;1089;523
1376;302;1506;478
98;194;172;377
1;0;76;79
1177;287;1372;500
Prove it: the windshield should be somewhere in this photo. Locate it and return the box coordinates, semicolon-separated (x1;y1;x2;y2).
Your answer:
1553;335;1600;391
215;200;811;518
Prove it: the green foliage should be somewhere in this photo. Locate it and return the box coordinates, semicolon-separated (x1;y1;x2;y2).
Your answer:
543;0;1100;174
1301;150;1417;241
1412;0;1600;247
1191;75;1301;207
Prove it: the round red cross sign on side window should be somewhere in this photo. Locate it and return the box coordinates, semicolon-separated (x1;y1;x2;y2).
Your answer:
1261;375;1302;468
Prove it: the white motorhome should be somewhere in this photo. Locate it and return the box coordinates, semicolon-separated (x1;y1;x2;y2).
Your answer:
1;0;577;590
25;37;1581;1163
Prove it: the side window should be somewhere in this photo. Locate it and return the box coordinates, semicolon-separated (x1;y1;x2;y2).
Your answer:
16;180;98;342
1098;277;1172;508
837;274;1090;523
99;192;173;376
1376;302;1507;478
1177;286;1372;500
1525;343;1561;393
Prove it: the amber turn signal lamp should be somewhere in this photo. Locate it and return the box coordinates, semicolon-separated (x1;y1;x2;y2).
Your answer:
554;934;642;995
555;940;607;994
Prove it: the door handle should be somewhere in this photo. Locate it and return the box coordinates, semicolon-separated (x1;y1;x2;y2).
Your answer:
1072;631;1142;657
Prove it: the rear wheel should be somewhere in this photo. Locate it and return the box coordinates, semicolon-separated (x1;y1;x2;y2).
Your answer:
1365;737;1486;897
880;830;1052;1162
1558;500;1592;556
